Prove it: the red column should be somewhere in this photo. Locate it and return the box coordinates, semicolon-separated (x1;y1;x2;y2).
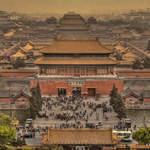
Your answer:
56;68;58;75
112;67;114;75
85;67;87;76
67;68;69;76
107;67;109;75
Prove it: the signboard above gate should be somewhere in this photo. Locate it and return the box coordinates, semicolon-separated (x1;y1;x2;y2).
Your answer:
68;79;85;86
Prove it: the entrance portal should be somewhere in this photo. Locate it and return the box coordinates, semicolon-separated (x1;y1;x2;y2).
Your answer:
58;88;66;96
72;87;81;96
88;88;96;96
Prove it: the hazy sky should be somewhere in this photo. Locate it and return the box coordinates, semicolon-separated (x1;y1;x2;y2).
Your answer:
1;0;150;14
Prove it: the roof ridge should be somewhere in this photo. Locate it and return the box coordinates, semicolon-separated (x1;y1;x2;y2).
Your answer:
49;128;111;132
55;39;97;42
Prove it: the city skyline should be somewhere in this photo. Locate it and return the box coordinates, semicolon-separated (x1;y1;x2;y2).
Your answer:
0;0;150;15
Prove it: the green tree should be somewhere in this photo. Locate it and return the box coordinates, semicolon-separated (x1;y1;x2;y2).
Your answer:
132;59;143;69
132;127;150;145
12;58;26;69
110;84;118;105
45;17;57;24
0;113;16;149
29;81;42;119
109;85;126;119
10;137;26;147
143;57;150;68
115;53;123;61
87;17;97;24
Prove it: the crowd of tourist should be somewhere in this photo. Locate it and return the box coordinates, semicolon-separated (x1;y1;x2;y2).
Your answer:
37;95;113;129
16;95;132;140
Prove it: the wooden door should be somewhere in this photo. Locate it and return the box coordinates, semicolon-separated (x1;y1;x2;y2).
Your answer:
88;88;96;96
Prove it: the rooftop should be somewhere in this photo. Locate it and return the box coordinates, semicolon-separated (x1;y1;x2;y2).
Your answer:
59;12;86;25
41;128;117;145
41;40;112;54
143;90;150;98
121;87;141;98
11;51;26;58
0;91;10;98
35;57;116;65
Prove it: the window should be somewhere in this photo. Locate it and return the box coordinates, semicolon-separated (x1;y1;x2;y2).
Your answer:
97;67;107;75
58;88;66;96
81;67;85;75
68;67;74;74
47;68;56;74
58;68;66;74
87;67;96;74
74;67;80;74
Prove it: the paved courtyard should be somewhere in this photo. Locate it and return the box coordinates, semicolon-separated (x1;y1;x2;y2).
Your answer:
33;95;119;129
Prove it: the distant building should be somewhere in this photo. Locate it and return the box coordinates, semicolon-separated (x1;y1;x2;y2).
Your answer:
58;12;89;32
118;69;150;78
46;16;57;24
147;40;150;51
121;88;141;103
56;12;93;40
11;51;26;60
119;33;133;41
143;31;150;38
0;91;11;103
87;17;97;24
0;90;30;109
29;40;52;50
0;59;12;69
0;69;37;78
142;90;150;104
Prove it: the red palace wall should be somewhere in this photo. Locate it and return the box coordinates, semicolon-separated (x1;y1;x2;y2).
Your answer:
0;98;10;103
0;70;37;78
30;80;123;96
1;72;35;78
86;80;123;95
144;98;150;103
124;97;139;103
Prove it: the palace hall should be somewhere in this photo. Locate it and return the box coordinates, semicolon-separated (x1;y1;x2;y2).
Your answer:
34;38;123;97
32;12;123;97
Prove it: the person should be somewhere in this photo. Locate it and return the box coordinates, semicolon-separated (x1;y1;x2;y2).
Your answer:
133;124;136;130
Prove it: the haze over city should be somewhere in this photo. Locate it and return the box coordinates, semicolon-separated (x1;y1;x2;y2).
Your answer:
0;0;150;15
1;0;150;148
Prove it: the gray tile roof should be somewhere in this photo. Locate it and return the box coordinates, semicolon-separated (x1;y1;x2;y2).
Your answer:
121;88;141;97
0;91;10;98
143;90;150;98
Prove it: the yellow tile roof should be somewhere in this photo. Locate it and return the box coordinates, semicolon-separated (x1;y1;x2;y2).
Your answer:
11;51;26;58
122;52;137;62
0;59;10;64
33;51;42;57
41;40;112;54
143;31;150;36
118;61;133;65
34;57;117;65
41;128;116;145
123;52;137;58
23;43;33;51
4;31;15;37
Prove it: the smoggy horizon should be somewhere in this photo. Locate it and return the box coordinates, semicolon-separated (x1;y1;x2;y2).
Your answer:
0;0;150;15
